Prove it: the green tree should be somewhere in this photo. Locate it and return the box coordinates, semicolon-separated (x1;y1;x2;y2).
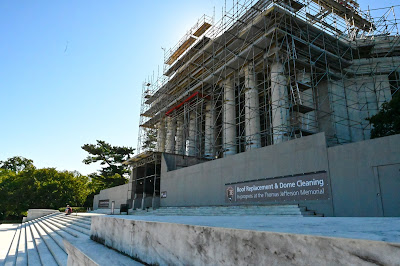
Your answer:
0;156;35;173
368;93;400;139
81;140;135;189
0;169;18;220
32;168;90;209
0;157;91;220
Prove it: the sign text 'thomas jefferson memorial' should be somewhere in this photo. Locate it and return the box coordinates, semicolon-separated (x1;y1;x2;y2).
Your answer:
225;172;330;203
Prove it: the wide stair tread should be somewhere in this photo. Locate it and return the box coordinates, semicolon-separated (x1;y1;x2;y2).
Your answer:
65;239;143;266
132;205;321;216
31;220;67;266
15;223;27;266
41;217;87;239
47;215;91;231
3;213;98;266
25;222;41;266
46;217;90;235
59;215;91;226
4;224;21;266
50;215;91;230
28;221;57;266
35;219;66;251
39;218;80;240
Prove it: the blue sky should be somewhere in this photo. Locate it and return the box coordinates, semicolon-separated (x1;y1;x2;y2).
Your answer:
0;0;397;175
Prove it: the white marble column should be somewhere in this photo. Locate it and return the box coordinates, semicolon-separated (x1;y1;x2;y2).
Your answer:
165;116;176;153
156;118;166;152
244;63;261;151
204;100;216;158
271;61;289;144
175;116;184;155
223;77;237;156
187;111;197;157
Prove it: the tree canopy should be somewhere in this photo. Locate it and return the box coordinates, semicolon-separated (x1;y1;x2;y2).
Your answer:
0;139;135;221
81;140;135;193
0;157;90;220
0;156;35;173
368;93;400;139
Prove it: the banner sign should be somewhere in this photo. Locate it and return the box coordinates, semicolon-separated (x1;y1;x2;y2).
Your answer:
98;199;110;208
225;172;330;203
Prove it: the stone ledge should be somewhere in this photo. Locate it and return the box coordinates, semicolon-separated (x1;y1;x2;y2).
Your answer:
24;209;59;222
91;216;400;265
64;238;142;266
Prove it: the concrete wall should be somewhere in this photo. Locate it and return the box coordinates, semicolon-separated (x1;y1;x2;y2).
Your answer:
93;184;129;210
161;133;334;216
160;133;400;217
328;134;400;217
94;134;400;217
90;216;400;266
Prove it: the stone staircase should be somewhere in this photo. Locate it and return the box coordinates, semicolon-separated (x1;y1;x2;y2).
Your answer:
2;212;142;266
130;204;323;217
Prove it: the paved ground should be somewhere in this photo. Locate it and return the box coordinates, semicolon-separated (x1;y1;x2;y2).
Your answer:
0;224;19;263
108;215;400;243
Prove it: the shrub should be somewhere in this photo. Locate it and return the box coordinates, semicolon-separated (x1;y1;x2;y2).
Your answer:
59;207;87;213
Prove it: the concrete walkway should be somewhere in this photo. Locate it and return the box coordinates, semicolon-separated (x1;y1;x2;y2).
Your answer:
0;224;19;264
108;215;400;243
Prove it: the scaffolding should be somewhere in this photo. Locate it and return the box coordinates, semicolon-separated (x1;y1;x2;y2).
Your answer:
137;0;400;158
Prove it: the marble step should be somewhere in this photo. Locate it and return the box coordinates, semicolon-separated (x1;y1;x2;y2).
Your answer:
3;213;96;266
39;218;80;241
42;217;87;239
134;210;304;216
51;215;91;229
150;208;301;212
151;209;303;213
25;222;41;266
128;205;324;217
135;213;302;216
15;223;27;266
152;206;299;210
150;207;302;211
59;215;92;226
56;212;92;220
49;217;90;230
147;211;303;215
45;217;90;236
51;214;91;228
153;205;301;210
4;224;21;266
64;239;144;266
31;220;68;266
35;219;67;251
27;221;58;266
